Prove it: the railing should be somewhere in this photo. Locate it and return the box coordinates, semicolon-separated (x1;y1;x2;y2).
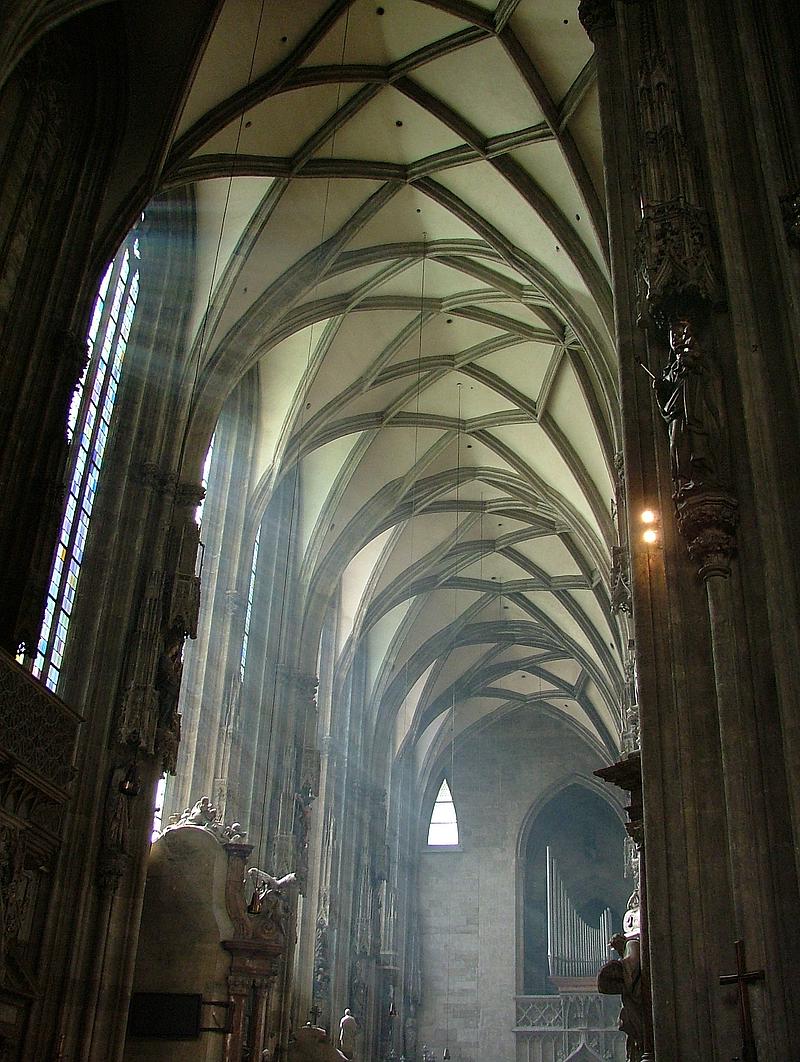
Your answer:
514;994;625;1061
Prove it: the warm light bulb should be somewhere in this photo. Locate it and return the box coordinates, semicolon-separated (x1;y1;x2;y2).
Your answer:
642;528;658;545
641;509;656;524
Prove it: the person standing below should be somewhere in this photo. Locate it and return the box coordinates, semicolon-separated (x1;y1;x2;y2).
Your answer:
338;1009;358;1060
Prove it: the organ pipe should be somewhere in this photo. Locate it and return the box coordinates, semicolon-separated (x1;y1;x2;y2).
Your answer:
545;846;614;978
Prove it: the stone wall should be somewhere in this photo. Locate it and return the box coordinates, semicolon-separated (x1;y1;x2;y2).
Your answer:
417;708;621;1062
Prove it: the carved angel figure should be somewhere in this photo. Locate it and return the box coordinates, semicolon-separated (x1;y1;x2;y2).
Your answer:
245;867;298;935
597;933;643;1062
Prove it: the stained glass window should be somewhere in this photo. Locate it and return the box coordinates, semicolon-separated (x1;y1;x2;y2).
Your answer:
33;231;141;692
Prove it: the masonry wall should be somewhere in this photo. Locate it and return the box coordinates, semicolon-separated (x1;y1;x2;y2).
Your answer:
416;708;620;1062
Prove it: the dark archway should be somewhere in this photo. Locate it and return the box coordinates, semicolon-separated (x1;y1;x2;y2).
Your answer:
522;783;628;994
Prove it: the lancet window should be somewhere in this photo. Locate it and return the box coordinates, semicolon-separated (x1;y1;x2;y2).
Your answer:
239;523;261;681
427;778;459;846
34;232;141;691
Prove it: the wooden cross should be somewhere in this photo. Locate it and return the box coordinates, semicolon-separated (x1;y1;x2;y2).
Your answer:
719;939;764;1062
308;1004;320;1026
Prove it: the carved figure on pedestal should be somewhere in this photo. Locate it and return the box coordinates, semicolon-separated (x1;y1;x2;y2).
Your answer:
338;1008;358;1060
99;759;140;885
653;317;721;499
294;782;315;885
598;933;643;1062
154;624;184;773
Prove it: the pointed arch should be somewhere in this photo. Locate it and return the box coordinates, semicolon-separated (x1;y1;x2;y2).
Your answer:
427;778;459;847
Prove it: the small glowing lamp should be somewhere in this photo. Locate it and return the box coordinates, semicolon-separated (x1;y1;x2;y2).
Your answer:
641;509;656;524
642;528;658;545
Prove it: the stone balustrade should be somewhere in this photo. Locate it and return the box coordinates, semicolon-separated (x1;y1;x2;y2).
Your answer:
514;994;624;1062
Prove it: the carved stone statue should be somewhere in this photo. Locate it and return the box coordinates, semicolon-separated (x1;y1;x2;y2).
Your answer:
653;317;720;498
155;624;184;772
598;933;643;1062
338;1009;358;1060
155;626;183;728
186;796;216;826
244;867;298;936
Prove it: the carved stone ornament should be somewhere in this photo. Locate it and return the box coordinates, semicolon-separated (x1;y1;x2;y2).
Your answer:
637;201;717;331
675;490;739;580
780;190;800;248
578;0;616;38
175;481;205;511
0;654;80;790
130;462;176;495
168;570;201;642
225;589;245;617
0;826;28;980
634;6;718;329
166;514;203;638
611;545;632;614
154;624;184;774
98;758;141;889
278;666;319;707
165;796;248;845
117;683;158;754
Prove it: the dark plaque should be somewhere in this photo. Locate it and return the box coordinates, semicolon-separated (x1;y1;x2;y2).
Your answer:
127;992;203;1040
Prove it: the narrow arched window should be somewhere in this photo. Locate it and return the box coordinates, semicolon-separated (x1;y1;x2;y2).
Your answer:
33;230;141;691
239;522;261;681
427;778;459;846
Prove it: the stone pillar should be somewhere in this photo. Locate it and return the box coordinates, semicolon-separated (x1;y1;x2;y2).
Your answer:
582;2;800;1058
579;2;754;1058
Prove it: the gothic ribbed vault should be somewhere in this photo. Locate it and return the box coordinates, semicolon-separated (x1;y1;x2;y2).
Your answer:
166;0;623;788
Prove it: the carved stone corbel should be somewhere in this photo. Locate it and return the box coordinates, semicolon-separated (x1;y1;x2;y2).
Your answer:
675;490;739;580
578;0;616;39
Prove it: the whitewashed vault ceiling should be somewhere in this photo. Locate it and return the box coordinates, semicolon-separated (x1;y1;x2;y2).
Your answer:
164;0;624;780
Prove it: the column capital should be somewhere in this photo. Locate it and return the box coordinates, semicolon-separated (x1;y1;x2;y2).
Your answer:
578;0;616;39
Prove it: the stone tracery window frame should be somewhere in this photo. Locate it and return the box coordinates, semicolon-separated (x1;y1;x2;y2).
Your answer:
33;229;141;692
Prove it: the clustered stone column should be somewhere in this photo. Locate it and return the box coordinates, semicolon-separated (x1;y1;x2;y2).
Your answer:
581;1;775;1058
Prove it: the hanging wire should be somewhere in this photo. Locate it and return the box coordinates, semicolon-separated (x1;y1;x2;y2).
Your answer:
177;0;269;487
256;4;353;862
443;380;463;1058
401;233;428;736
